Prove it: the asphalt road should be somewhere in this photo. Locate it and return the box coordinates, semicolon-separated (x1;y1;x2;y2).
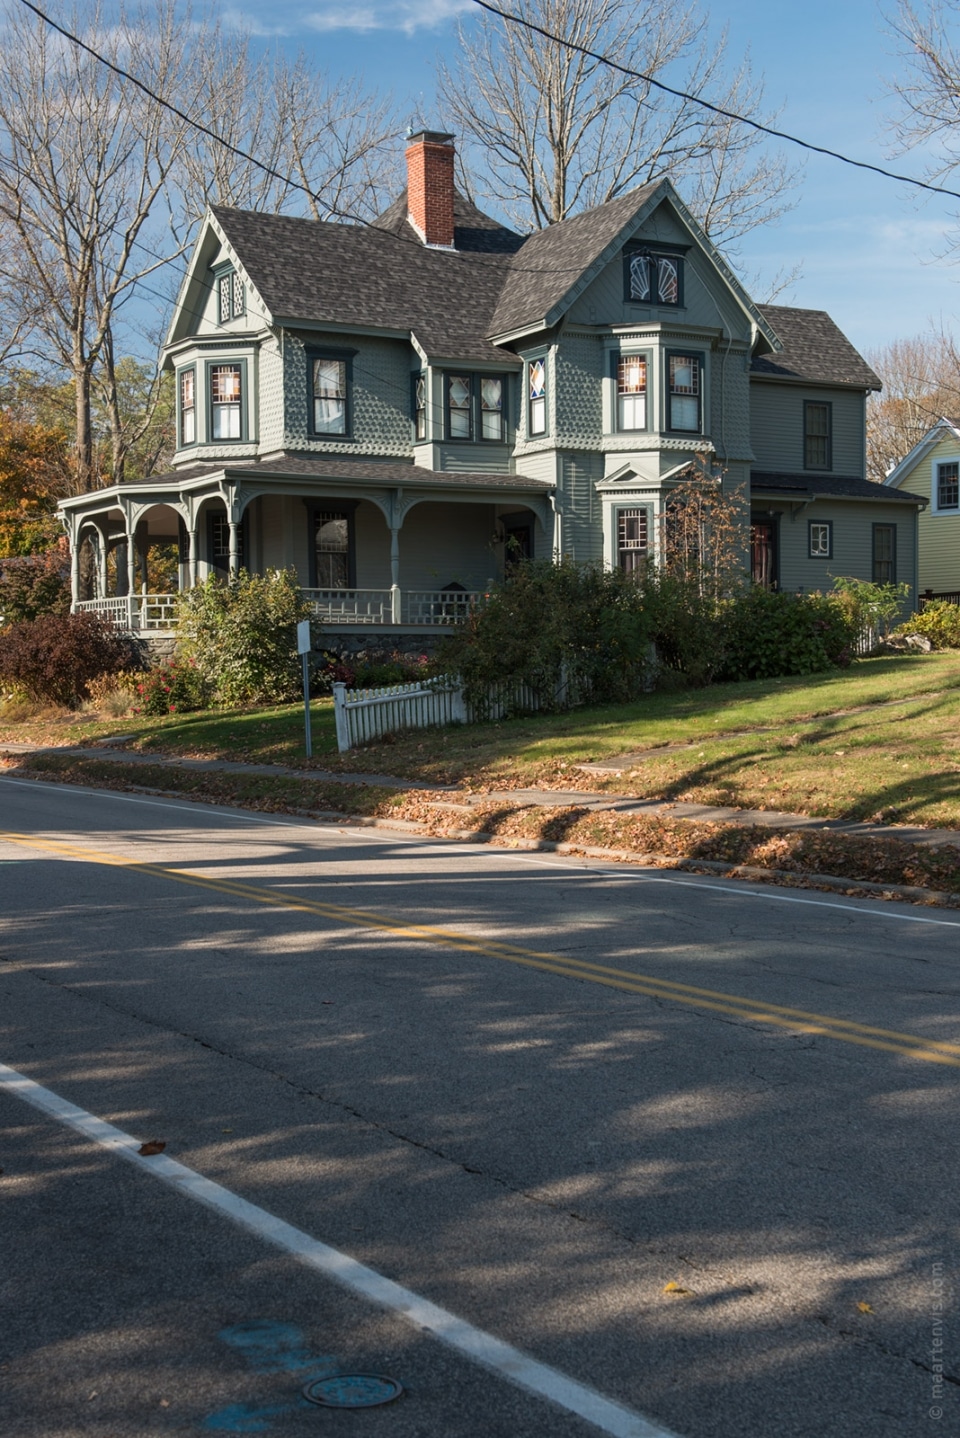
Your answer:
0;773;957;1438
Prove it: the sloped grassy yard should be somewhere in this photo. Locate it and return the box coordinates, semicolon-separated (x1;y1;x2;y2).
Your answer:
3;653;960;828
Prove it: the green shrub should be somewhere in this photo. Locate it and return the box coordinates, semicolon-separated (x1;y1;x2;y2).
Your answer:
717;588;857;682
438;560;655;712
643;572;729;687
0;611;139;706
830;576;910;643
134;659;207;715
898;600;960;649
176;569;314;706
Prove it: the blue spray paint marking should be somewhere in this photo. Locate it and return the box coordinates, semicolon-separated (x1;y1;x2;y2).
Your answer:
202;1321;339;1432
202;1402;294;1433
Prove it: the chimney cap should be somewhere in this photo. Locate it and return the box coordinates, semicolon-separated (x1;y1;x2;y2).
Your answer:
405;128;454;146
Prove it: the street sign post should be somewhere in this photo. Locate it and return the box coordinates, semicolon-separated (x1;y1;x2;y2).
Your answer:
297;620;312;757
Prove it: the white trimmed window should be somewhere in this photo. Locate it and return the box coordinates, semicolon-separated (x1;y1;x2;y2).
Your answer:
210;364;242;440
179;369;195;446
313;359;348;435
809;521;832;558
937;461;959;510
617;356;647;430
617;508;648;574
668;355;700;433
529;358;546;436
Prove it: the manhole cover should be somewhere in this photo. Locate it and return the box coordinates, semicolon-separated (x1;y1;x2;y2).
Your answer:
302;1374;403;1409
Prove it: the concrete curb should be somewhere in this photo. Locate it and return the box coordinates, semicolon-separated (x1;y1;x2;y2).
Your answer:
7;768;955;909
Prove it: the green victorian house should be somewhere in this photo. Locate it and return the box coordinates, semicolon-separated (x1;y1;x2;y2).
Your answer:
59;130;925;643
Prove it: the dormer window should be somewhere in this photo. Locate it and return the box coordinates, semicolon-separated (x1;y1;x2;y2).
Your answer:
624;247;683;306
210;363;242;440
444;373;506;442
217;268;245;324
313;358;348;436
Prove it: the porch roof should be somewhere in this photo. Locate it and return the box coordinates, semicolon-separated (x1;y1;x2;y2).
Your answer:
58;452;554;518
750;471;926;506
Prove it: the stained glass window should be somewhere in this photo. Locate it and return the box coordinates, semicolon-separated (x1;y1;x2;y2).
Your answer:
481;377;503;441
629;254;650;302
448;375;472;439
668;355;700;432
616;356;646;430
529;358;546;436
617;508;648;575
414;375;426;440
657;257;679;305
313;359;347;435
211;364;242;440
180;369;195;446
315;511;349;588
938;461;959;510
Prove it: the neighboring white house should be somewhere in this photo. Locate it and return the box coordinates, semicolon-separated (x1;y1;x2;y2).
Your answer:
58;129;926;642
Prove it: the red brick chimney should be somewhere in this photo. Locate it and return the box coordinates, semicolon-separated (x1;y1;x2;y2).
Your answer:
405;129;456;249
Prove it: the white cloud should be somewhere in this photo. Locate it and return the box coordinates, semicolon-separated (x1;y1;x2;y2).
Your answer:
305;0;471;35
221;7;292;35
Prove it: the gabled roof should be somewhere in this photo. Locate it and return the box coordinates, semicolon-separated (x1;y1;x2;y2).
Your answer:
884;418;960;488
211;202;520;365
751;471;925;505
753;306;881;390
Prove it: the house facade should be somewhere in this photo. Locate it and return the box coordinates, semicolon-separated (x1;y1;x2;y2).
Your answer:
883;420;960;601
59;130;924;642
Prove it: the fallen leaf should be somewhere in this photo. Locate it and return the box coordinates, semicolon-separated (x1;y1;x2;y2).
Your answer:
221;1128;233;1134
663;1281;692;1295
857;1301;874;1314
138;1140;166;1156
160;1399;170;1408
87;1392;98;1401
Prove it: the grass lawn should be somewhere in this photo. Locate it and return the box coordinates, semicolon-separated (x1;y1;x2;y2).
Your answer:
3;652;960;828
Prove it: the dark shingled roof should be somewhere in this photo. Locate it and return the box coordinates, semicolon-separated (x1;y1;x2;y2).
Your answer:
212;204;519;364
753;306;881;389
489;184;660;337
88;452;553;494
373;188;525;255
751;471;924;505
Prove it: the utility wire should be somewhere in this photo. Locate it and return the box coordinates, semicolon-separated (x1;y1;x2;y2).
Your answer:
470;0;960;204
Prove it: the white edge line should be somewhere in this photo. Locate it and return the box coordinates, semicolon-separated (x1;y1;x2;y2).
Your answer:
0;1061;681;1438
4;774;960;928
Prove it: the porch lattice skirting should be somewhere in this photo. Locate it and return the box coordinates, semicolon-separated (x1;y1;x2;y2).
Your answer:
332;677;551;751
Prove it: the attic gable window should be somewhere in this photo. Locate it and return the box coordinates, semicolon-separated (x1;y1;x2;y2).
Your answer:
217;269;245;324
624;247;683;306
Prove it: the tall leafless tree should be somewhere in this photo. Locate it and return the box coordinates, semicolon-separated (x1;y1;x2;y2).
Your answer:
866;332;960;481
0;1;400;491
436;0;798;249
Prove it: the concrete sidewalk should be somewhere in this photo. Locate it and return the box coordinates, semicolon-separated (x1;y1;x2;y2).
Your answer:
3;738;959;850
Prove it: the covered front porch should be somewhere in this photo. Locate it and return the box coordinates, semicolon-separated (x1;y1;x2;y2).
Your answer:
59;456;554;637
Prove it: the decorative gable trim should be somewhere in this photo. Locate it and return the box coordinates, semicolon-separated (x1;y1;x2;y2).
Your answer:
884;419;960;488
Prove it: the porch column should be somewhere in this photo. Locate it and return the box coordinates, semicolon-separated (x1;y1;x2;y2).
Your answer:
187;528;198;588
228;520;240;577
125;521;136;599
136;530;149;594
389;488;402;624
96;526;108;599
69;521;80;610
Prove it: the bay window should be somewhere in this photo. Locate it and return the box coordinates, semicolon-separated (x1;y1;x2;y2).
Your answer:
616;355;647;430
528;357;546;436
179;368;196;446
668;354;701;433
210;363;242;440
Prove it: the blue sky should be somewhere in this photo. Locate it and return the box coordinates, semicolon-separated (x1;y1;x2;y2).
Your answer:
224;0;958;356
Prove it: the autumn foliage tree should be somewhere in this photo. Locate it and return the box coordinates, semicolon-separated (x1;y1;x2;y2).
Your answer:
0;409;70;557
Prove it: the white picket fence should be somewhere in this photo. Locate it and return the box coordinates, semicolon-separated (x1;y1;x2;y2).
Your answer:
332;676;553;751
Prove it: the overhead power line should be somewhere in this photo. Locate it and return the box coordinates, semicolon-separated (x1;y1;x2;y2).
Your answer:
470;0;960;205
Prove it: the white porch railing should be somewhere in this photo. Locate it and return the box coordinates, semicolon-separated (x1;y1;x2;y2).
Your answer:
74;587;487;632
302;588;393;625
75;595;179;631
404;589;484;624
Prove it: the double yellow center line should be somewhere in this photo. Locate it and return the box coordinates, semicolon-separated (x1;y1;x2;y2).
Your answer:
4;828;960;1069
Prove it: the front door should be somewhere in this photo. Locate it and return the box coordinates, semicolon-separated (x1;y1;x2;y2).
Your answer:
750;517;778;590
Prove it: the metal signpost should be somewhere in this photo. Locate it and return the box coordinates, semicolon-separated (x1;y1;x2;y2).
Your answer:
297;619;312;757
